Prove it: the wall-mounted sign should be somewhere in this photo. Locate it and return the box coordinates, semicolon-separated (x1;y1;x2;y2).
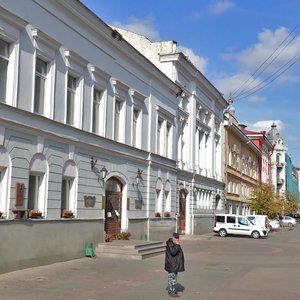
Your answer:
84;196;96;208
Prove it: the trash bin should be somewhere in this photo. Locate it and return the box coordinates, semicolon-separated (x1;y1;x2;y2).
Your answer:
85;242;95;257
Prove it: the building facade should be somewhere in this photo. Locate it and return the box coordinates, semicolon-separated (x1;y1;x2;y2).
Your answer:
267;123;287;197
0;0;228;273
241;127;273;184
223;102;261;215
111;28;228;234
286;154;300;201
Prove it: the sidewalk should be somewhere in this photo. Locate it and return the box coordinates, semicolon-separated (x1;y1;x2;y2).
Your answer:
0;236;212;300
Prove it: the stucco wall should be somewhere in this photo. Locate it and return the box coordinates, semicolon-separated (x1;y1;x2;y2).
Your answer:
193;214;214;235
0;219;103;274
149;218;175;241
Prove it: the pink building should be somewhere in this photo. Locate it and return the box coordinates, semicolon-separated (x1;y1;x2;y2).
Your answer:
241;126;273;184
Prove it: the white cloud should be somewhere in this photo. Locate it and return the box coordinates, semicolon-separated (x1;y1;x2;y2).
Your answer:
209;0;235;15
224;27;300;81
247;120;285;132
216;26;300;100
177;45;208;73
235;27;300;74
213;73;264;100
247;95;267;103
112;16;160;41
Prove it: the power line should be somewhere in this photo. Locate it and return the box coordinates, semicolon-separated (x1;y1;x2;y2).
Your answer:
235;52;300;100
231;21;300;100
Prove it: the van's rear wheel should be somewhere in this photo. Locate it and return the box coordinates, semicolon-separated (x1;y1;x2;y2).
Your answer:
219;228;227;237
251;230;260;239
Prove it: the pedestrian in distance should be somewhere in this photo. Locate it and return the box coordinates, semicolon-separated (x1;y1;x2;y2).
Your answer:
164;232;185;297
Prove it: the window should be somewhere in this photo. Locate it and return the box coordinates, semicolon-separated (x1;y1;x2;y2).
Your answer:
114;99;122;141
164;181;171;213
157;119;162;154
227;216;236;223
132;108;140;147
61;160;77;217
34;58;47;114
61;178;73;213
238;217;249;226
28;174;43;210
28;154;48;216
216;215;225;223
166;122;171;157
0;39;9;103
92;88;102;134
66;75;77;125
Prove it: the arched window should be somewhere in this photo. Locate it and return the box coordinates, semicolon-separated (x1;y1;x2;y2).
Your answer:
0;147;11;218
28;154;48;216
155;178;163;214
164;181;171;213
61;160;77;218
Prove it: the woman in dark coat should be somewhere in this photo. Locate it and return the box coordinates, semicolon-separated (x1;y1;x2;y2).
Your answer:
164;232;185;297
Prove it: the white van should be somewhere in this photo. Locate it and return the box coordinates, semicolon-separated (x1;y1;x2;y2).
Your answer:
246;215;270;233
213;214;269;239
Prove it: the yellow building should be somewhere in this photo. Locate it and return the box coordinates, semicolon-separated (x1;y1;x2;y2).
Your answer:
223;101;261;214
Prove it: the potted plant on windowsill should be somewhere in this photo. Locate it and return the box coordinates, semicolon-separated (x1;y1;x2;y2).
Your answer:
28;209;43;219
155;212;161;217
61;209;74;218
164;211;171;217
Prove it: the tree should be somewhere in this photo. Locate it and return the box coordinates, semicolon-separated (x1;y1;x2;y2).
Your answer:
249;183;283;218
284;192;299;214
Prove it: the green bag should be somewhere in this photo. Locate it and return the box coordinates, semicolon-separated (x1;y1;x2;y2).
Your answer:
85;242;95;257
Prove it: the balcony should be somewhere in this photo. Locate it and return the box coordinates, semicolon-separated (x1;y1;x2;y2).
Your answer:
277;178;284;185
276;162;285;168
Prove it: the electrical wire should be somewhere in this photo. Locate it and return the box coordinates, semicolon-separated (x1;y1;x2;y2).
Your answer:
236;52;300;100
231;21;300;100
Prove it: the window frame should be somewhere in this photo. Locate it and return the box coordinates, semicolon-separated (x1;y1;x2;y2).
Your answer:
34;57;48;114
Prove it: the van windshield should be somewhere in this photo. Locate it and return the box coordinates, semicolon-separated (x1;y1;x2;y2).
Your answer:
247;217;255;225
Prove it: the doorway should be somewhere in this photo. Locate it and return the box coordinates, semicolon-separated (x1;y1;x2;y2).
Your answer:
105;177;123;236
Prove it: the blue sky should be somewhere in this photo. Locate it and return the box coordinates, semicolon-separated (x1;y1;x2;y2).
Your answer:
81;0;300;166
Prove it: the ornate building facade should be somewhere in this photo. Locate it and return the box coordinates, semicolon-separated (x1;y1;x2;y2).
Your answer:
0;0;227;273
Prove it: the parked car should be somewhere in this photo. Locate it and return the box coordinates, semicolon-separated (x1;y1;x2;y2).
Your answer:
281;216;297;227
286;213;300;223
213;214;269;239
247;215;270;233
269;219;280;231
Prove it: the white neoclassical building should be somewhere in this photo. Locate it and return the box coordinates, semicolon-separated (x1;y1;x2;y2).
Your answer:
0;0;227;273
111;28;228;234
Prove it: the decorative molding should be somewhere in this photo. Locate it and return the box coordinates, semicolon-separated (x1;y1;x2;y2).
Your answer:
65;50;89;68
31;28;61;49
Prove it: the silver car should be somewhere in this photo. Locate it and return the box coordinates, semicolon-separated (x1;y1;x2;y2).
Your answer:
281;216;297;228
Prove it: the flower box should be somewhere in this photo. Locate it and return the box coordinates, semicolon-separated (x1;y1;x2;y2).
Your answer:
61;209;74;218
28;209;43;219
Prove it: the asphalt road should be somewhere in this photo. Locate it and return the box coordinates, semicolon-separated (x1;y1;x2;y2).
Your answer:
1;226;300;299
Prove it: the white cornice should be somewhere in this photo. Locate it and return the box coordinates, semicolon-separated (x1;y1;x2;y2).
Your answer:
65;50;89;67
0;6;27;29
31;28;61;49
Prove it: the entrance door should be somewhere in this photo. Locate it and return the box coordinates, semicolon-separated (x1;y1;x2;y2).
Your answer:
105;178;122;236
179;190;186;234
